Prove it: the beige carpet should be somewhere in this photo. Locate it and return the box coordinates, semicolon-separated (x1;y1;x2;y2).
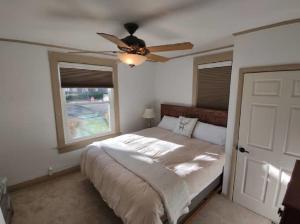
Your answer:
11;172;271;224
186;194;271;224
11;172;122;224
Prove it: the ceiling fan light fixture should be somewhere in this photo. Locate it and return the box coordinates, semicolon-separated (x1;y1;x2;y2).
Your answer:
118;53;147;67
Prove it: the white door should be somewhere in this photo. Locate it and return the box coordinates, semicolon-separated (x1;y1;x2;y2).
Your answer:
233;70;300;222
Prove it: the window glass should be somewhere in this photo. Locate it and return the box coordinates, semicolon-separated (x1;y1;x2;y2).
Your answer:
62;88;113;142
49;53;119;151
57;62;115;144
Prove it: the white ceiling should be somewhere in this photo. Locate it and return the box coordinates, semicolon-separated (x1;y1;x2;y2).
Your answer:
1;0;300;57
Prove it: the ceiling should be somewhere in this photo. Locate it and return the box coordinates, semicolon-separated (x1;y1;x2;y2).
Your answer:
1;0;300;57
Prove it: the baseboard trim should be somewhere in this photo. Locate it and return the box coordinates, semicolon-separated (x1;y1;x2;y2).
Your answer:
8;165;80;192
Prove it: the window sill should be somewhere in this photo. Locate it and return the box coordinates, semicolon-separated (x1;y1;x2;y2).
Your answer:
58;132;122;153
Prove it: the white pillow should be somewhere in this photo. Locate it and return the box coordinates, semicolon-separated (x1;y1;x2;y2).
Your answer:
173;116;198;138
192;122;227;145
158;116;178;131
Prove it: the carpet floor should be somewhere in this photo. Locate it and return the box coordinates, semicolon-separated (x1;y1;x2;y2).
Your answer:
11;171;271;224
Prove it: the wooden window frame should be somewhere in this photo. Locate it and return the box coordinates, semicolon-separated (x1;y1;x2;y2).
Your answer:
48;52;120;153
192;51;233;106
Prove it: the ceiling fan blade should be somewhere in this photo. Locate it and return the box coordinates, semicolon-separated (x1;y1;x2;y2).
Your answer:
67;50;120;54
146;54;169;62
97;33;129;48
147;42;193;52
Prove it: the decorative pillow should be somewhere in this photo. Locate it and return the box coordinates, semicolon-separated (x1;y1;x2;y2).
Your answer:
173;116;198;137
192;122;227;145
158;116;178;131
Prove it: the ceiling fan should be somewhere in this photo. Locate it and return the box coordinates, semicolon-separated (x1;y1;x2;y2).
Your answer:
70;22;193;67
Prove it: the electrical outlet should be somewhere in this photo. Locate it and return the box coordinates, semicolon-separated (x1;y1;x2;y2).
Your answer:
48;166;54;176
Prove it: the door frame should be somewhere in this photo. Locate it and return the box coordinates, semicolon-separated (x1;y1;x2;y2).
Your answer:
228;63;300;200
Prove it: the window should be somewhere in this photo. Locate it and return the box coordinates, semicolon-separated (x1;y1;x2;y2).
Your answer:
196;61;232;110
192;51;233;110
49;53;120;152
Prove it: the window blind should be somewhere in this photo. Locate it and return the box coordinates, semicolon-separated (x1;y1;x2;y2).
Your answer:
197;66;232;110
59;67;113;88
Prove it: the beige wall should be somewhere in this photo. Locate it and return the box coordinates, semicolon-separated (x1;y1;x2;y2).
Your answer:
118;63;155;132
154;56;194;112
0;41;155;186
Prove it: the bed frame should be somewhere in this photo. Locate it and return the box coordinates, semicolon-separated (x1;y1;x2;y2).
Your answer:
160;104;228;224
161;104;228;127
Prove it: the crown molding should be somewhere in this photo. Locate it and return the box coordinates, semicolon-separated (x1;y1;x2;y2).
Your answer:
234;18;300;36
0;37;234;61
169;45;234;60
0;38;116;57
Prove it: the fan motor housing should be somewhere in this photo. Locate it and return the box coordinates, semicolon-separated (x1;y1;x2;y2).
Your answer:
120;35;149;55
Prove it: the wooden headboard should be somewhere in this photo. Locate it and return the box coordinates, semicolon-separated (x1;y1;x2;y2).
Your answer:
161;104;228;127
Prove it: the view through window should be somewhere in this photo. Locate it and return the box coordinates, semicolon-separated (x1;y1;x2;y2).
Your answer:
62;87;112;142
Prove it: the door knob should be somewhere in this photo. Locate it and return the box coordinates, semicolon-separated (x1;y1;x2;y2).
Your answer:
239;147;249;154
278;208;283;217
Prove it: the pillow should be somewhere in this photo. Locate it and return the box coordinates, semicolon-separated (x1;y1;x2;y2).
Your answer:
192;122;227;145
173;116;198;138
158;116;178;131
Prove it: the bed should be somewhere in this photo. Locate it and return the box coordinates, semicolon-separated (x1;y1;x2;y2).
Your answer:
81;104;228;224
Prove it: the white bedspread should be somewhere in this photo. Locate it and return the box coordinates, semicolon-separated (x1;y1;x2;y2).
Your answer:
81;127;225;224
102;141;190;224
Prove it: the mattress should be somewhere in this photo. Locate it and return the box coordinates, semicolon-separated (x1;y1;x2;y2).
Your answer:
81;127;225;224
